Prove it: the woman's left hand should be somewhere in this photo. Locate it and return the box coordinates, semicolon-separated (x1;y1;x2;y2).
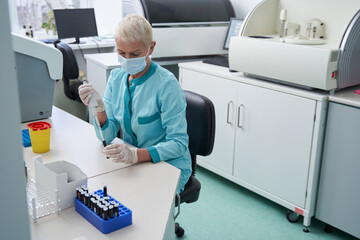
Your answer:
102;144;138;164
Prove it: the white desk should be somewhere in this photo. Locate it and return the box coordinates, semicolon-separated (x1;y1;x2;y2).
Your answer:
29;162;179;240
22;106;180;239
22;107;126;178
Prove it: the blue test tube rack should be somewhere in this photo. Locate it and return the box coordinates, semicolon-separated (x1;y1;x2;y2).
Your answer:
22;129;31;147
75;189;132;234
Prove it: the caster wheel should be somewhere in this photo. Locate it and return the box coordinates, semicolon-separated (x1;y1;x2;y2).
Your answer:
175;222;185;237
286;210;300;223
324;224;333;233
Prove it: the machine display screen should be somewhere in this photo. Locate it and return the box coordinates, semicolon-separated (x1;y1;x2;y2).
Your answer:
223;18;243;50
141;0;235;24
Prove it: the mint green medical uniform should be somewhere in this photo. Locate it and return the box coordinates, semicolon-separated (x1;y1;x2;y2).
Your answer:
95;61;192;193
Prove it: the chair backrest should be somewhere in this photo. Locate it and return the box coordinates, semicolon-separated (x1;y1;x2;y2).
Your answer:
54;41;81;101
54;42;79;79
184;90;215;174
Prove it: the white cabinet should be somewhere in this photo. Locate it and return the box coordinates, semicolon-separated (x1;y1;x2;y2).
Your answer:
234;84;316;208
179;62;327;229
181;69;237;175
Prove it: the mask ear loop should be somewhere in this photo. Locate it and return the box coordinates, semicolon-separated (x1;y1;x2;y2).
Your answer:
147;41;156;60
145;47;151;62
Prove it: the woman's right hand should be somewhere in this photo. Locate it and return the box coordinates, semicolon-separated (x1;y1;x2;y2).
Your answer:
78;82;105;112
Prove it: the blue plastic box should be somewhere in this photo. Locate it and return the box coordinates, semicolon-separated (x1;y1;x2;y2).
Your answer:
75;189;132;234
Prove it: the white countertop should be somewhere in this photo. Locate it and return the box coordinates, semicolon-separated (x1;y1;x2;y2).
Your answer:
329;85;360;108
179;61;329;101
22;107;129;178
30;161;179;240
85;52;119;69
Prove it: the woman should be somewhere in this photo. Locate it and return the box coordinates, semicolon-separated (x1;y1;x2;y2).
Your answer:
78;14;192;193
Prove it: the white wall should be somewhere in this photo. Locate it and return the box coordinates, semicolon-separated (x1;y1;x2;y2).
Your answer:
230;0;262;19
88;0;123;36
0;1;31;239
8;0;19;33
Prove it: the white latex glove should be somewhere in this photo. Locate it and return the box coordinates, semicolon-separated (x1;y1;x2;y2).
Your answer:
102;144;138;164
78;82;105;112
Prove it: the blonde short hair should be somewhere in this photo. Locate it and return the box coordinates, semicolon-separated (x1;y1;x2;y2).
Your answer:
115;14;153;47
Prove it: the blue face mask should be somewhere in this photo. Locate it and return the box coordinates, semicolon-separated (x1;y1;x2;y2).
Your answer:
117;51;149;75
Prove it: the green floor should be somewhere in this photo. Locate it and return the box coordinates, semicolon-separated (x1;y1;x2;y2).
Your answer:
176;167;358;240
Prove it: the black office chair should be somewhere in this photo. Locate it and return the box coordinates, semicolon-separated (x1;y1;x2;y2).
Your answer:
175;90;216;237
54;41;83;102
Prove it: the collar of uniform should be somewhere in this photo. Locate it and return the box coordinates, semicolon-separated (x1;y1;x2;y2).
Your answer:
128;61;158;88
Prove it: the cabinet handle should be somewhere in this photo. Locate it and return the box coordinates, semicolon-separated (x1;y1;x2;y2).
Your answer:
227;101;233;124
237;104;244;128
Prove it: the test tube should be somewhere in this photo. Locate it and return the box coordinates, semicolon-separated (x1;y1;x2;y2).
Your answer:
90;197;95;209
113;203;119;217
96;202;103;215
82;192;88;205
80;190;86;204
76;187;81;200
93;199;99;213
103;206;109;220
94;194;101;200
85;193;90;207
103;186;107;197
108;205;114;219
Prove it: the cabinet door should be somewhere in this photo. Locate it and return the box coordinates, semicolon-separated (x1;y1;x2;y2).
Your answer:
233;83;316;207
181;69;237;175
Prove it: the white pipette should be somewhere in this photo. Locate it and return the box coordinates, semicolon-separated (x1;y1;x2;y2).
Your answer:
89;94;107;147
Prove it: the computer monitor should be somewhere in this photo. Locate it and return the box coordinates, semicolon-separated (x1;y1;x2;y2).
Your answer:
223;18;243;50
53;8;98;44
